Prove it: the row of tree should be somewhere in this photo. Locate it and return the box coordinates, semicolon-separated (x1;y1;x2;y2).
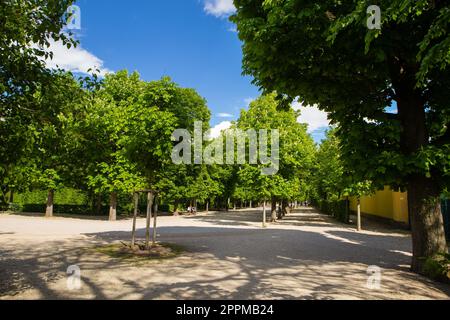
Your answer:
1;67;319;221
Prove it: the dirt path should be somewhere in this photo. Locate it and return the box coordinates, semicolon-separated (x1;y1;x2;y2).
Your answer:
0;208;449;300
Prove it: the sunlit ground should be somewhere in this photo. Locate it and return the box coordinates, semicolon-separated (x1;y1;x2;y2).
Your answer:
0;208;449;300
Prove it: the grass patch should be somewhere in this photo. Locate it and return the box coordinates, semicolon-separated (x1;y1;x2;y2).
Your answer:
95;241;185;262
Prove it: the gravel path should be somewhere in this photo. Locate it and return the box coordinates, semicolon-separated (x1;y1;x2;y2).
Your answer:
0;208;449;300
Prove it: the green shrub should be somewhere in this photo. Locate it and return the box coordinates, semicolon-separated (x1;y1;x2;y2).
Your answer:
21;204;110;215
315;199;350;224
15;188;88;206
159;204;171;212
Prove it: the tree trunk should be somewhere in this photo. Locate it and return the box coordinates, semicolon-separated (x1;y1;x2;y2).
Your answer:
277;201;284;220
393;78;448;273
262;200;267;228
95;193;102;215
408;175;448;273
357;198;362;231
9;190;14;203
173;200;179;215
45;189;54;218
271;198;277;222
206;201;209;213
109;192;117;221
0;186;9;209
145;192;154;249
153;196;158;245
131;193;138;247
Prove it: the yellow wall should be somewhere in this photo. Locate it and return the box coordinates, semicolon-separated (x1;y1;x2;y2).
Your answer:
350;187;409;224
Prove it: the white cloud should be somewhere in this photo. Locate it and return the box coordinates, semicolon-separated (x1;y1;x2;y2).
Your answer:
204;0;236;18
208;121;232;139
217;113;234;118
42;40;112;76
293;101;330;132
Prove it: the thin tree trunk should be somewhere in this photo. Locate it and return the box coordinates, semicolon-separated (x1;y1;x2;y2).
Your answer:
145;192;154;250
109;192;117;221
152;196;158;245
206;201;209;213
357;198;362;231
45;189;54;218
131;193;138;247
262;200;267;228
9;190;14;203
95;193;102;215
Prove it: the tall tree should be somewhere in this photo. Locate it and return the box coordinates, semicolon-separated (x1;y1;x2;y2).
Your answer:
147;77;212;211
0;0;76;208
232;0;450;273
74;71;176;220
237;93;316;220
312;129;345;201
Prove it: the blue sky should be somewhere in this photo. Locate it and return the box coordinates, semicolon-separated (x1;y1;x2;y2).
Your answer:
49;0;330;142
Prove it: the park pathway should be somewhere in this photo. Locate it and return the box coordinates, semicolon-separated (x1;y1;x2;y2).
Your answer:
0;207;449;300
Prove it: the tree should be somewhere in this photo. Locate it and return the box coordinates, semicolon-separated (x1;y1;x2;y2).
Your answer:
146;77;212;212
0;0;76;209
237;93;316;221
232;0;450;273
312;129;345;201
74;71;175;220
343;181;375;231
31;72;86;217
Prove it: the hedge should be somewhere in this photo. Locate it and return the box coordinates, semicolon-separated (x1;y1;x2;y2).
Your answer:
21;204;110;216
314;199;350;224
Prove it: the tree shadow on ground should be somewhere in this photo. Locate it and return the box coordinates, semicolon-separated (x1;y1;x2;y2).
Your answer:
1;215;449;300
184;208;337;228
